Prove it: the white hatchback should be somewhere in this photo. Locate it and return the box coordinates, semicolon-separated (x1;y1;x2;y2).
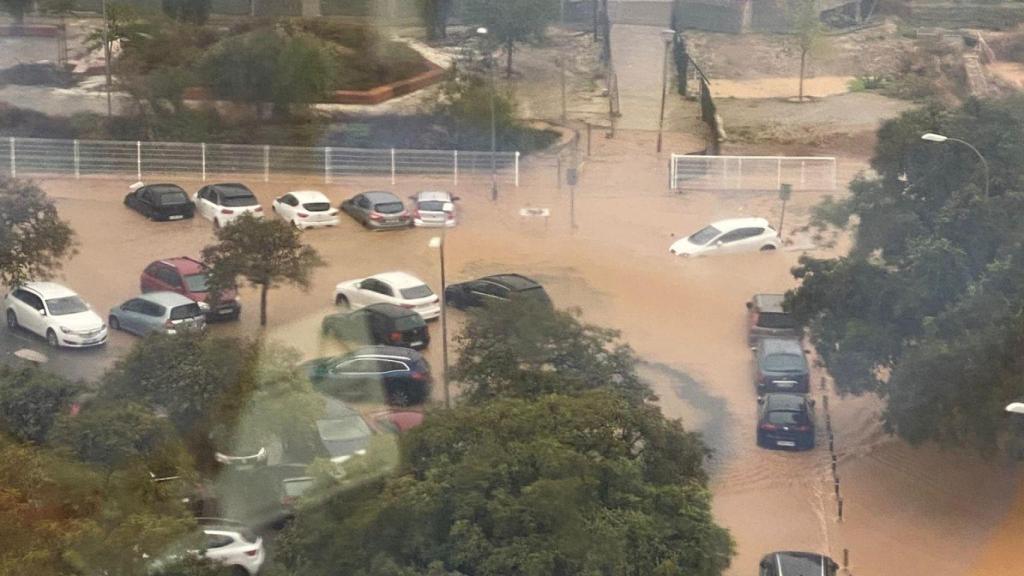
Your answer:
4;282;107;348
670;217;781;257
194;183;263;228
411;190;458;227
334;272;441;320
271;190;340;229
196;519;265;575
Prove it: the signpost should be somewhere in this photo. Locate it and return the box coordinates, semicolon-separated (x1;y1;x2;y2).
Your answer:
778;183;792;239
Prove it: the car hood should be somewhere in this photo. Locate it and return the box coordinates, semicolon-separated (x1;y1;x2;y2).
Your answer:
669;237;703;255
55;310;105;330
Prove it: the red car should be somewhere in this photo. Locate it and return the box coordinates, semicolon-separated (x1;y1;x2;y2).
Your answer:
369;410;424;433
140;257;241;321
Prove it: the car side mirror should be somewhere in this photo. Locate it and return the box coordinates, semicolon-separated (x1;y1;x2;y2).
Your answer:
452;196;461;201
37;308;46;316
714;240;723;247
805;349;812;355
745;301;753;310
759;560;771;569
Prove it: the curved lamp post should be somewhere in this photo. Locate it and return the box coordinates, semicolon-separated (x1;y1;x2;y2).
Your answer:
921;132;990;197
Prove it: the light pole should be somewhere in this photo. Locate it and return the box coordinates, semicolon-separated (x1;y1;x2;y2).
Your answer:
477;27;499;201
921;132;990;197
656;29;676;153
428;235;450;408
102;0;112;118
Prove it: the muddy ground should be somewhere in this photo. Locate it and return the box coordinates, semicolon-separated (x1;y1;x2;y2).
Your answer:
9;126;1017;576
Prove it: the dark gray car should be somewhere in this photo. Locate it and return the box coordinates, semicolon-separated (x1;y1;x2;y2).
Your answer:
315;398;373;463
340;191;411;230
753;337;810;393
108;291;206;336
746;293;801;345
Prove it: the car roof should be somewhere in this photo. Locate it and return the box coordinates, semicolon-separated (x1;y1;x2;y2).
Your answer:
769;551;831;573
345;345;423;361
21;282;77;299
764;393;808;411
137;291;197;307
709;217;772;231
364;303;422;318
321;396;361;418
371;271;428;289
145;183;186;194
752;293;787;312
416;190;451;202
759;337;804;355
363;190;402;203
286;190;330;203
484;274;542;290
156;256;205;274
210;183;254;197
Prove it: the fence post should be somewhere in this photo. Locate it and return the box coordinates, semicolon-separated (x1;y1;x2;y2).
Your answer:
136;141;142;180
830;158;837;190
801;160;806;188
201;143;207;182
453;150;458;186
9;137;14;178
263;145;270;182
515;151;520;187
390;148;396;185
73;139;80;179
737;157;743;189
324;147;331;184
776;159;782;190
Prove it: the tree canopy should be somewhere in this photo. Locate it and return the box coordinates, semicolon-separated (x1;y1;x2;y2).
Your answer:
0;178;77;287
0;364;81;444
462;0;558;76
201;213;324;326
275;392;732;576
788;96;1024;450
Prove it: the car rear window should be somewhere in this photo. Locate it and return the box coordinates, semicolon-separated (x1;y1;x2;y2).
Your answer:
418;200;446;211
767;410;807;426
757;312;797;329
157;191;190;206
221;194;258;207
763;353;806;372
400;285;433;299
170;303;203;320
374;202;404;214
238;527;258;544
303;202;331;212
393;315;425;331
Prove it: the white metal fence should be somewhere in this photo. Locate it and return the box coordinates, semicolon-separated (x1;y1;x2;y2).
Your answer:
670;154;837;191
0;137;521;186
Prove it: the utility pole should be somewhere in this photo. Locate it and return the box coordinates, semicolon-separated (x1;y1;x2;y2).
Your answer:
656;30;675;153
489;54;498;201
778;183;792;239
102;0;112;118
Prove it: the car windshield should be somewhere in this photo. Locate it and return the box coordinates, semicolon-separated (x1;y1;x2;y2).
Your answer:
303;202;331;212
182;273;209;292
688;225;721;245
316;417;370;442
45;295;88;315
418;200;446;211
758;312;797;329
221;194;257;207
374;202;404;214
400;285;433;299
763;353;806;372
393;315;425;331
157;191;189;205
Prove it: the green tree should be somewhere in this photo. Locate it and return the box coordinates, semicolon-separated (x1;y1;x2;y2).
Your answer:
0;364;81;444
202;213;324;326
789;0;829;102
0;178;77;288
50;401;185;471
160;0;211;25
274;392;732;576
0;0;31;24
788;96;1024;450
436;69;518;149
462;0;558;76
452;299;652;405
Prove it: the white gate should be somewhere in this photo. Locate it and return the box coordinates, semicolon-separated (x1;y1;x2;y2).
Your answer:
670;154;837;191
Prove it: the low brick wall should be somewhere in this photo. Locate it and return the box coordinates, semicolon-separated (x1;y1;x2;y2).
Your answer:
0;24;61;37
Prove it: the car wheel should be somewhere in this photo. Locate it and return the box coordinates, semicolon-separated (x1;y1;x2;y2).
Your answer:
6;310;18;329
108;315;120;331
335;295;350;308
759;244;777;252
230;566;248;576
386;387;411;407
46;329;60;348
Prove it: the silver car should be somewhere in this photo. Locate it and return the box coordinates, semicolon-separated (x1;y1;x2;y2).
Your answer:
108;291;206;336
340;191;412;230
411;190;458;227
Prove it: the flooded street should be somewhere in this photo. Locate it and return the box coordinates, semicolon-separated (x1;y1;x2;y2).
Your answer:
24;127;1020;576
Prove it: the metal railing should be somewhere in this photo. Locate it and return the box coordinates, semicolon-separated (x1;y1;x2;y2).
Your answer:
670;154;837;191
0;136;521;186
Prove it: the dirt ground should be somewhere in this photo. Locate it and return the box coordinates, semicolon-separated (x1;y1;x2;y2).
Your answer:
13;126;1017;576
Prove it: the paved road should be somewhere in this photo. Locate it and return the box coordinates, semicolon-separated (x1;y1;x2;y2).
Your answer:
0;323;122;381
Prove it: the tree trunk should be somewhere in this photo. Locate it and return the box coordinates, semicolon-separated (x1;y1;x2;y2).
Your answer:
799;48;806;102
505;38;513;78
259;283;268;326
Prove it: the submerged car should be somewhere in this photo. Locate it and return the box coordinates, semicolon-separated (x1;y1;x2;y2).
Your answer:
303;346;432;406
272;190;339;229
322;303;430;350
141;257;241;321
669;217;780;256
334;271;440;320
315;398;374;464
756;393;815;450
124;182;195;221
194;183;263;228
759;551;838;576
443;274;551;310
108;292;206;336
340;191;411;230
411;190;458;227
746;293;800;345
4;282;107;348
753;337;810;393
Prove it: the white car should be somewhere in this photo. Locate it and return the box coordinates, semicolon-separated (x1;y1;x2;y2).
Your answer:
334;272;441;320
149;518;265;575
670;217;780;257
271;190;340;229
411;190;458;227
4;282;107;348
194;183;263;228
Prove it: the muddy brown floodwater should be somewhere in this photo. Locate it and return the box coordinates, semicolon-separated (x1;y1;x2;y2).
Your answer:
32;129;1020;576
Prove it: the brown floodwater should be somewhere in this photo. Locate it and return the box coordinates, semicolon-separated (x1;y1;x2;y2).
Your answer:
35;129;1020;576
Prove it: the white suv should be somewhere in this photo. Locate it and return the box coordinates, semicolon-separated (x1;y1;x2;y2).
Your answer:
4;282;107;348
196;518;265;575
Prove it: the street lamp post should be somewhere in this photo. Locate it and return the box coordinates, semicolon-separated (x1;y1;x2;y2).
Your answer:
921;132;990;197
102;0;112;118
428;235;450;408
477;27;499;201
656;29;676;153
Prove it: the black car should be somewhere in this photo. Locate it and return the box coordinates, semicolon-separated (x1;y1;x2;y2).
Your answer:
753;337;810;393
759;551;838;576
321;303;429;350
303;345;432;406
756;393;815;450
124;183;195;221
444;274;552;310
